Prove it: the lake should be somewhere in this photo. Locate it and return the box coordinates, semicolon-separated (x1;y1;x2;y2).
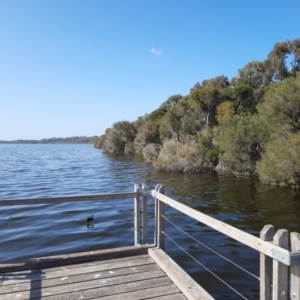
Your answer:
1;144;299;299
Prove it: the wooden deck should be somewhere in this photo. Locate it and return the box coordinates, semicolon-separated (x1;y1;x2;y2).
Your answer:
0;246;212;300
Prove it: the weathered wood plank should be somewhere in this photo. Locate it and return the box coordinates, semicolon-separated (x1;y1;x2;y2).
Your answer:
148;248;214;300
0;253;151;280
143;294;187;300
0;258;157;291
152;190;291;263
1;270;168;299
146;294;187;300
290;232;300;300
260;224;275;300
157;185;165;250
0;245;151;272
0;192;139;206
272;229;288;300
97;285;185;300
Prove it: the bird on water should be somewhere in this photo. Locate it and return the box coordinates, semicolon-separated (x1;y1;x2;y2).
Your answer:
86;215;94;222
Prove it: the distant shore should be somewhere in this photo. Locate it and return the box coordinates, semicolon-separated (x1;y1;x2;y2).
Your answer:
0;136;98;144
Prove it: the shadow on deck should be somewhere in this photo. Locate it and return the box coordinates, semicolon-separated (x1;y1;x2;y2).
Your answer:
0;245;212;300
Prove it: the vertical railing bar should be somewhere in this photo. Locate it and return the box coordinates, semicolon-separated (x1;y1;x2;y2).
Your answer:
134;184;140;246
272;229;289;300
157;185;165;250
154;184;162;247
260;224;275;300
290;232;300;300
142;183;147;245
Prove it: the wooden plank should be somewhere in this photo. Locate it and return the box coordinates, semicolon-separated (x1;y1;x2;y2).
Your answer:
154;184;162;247
0;257;157;290
290;232;300;300
272;229;288;300
97;285;185;300
152;190;291;263
0;245;150;272
148;248;214;300
260;224;275;300
0;253;151;280
143;294;187;300
0;263;159;295
157;185;165;250
1;269;167;299
0;192;140;206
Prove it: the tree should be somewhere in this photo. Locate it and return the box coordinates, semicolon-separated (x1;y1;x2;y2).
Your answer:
189;87;221;126
257;133;300;186
159;107;181;142
257;74;300;133
160;94;182;110
232;60;269;88
233;84;257;114
216;101;235;123
201;75;230;89
134;120;160;154
266;41;291;82
216;115;270;175
103;121;136;153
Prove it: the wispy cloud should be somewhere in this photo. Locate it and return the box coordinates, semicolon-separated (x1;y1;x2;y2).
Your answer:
150;47;163;56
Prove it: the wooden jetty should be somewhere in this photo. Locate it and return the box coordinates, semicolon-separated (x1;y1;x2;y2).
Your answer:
0;184;300;299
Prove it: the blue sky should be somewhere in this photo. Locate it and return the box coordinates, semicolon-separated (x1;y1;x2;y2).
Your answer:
1;0;299;140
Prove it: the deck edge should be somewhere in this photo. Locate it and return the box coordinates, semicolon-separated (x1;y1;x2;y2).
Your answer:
148;248;214;300
0;245;152;273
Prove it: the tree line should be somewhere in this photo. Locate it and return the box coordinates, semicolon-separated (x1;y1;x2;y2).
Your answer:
0;136;98;144
94;38;300;186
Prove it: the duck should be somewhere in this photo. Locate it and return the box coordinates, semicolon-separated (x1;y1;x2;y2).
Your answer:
86;215;94;222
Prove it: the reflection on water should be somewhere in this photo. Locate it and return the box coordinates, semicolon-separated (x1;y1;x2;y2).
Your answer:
0;144;300;299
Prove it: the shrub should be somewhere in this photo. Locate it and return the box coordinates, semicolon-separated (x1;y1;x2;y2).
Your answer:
154;140;212;172
142;143;160;162
257;133;300;186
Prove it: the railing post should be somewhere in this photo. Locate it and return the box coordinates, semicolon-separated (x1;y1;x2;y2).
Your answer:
260;224;275;300
142;183;147;245
272;229;289;300
154;184;161;247
290;232;300;300
134;184;140;246
157;185;165;250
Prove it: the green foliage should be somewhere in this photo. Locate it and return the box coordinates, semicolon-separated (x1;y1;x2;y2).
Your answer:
95;37;300;186
154;140;212;173
233;84;257;114
159;94;182;110
134;120;160;154
216;115;270;175
189;87;221;126
201;75;230;89
216;101;235;123
148;107;168;122
257;133;300;186
159;107;181;142
103;121;136;153
196;128;219;165
94;135;106;148
232;60;269;88
257;73;300;133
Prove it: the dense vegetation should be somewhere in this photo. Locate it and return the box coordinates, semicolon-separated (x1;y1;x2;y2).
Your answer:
0;136;97;144
95;38;300;187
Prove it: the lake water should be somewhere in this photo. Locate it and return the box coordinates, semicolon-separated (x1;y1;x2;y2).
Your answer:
1;144;300;299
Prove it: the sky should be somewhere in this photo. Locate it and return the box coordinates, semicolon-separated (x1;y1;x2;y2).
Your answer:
1;0;300;140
